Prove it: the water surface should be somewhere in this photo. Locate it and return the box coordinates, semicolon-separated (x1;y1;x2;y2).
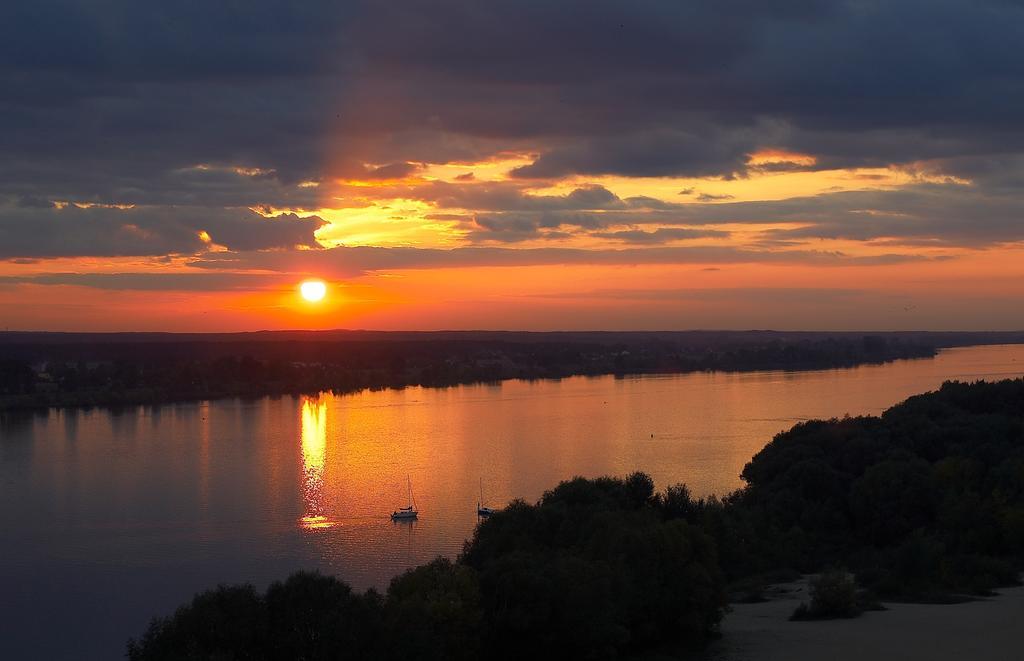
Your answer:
2;344;1023;659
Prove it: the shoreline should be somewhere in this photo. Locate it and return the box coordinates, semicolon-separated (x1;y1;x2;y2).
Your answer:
703;579;1024;661
0;349;943;413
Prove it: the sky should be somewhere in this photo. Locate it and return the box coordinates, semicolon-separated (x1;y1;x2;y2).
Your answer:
2;0;1024;331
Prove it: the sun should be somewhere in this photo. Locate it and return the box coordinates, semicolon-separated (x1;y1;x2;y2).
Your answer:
299;280;327;302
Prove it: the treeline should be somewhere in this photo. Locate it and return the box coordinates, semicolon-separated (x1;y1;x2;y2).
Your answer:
129;474;725;661
128;379;1024;659
1;333;936;410
715;378;1024;599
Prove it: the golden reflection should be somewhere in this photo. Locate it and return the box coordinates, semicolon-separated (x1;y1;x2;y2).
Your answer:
300;397;335;529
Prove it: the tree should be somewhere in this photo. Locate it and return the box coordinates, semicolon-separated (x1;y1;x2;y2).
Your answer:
126;584;266;660
265;571;383;660
384;558;481;661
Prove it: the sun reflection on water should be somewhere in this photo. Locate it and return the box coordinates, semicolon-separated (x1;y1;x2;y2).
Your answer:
300;397;335;529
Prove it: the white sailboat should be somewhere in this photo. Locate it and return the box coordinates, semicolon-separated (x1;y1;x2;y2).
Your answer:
391;475;418;520
477;477;497;517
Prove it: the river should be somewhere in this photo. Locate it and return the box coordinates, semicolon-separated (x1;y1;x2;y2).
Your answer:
2;343;1023;659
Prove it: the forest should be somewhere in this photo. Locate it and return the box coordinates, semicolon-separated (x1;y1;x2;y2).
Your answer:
2;329;991;410
127;378;1024;660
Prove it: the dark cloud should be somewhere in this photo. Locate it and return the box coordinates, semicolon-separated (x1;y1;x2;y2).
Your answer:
345;181;714;218
363;162;422;180
509;129;755;179
675;188;731;202
53;165;327;210
0;2;359;208
364;181;632;213
467;214;561;243
591;228;732;244
675;184;1024;246
0;204;325;258
0;2;354;79
372;177;1024;247
4;1;1024;191
0;272;284;291
1;0;1023;259
189;244;939;279
350;0;1024;177
531;287;869;303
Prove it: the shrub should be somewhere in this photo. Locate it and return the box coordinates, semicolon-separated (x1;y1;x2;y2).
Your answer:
790;569;860;620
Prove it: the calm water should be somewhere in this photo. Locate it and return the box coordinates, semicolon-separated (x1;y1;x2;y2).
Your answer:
2;344;1024;659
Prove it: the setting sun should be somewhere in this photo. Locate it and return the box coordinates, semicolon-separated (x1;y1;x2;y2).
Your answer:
300;280;327;302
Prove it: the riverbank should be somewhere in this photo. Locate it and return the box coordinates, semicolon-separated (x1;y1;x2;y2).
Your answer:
0;349;938;412
703;579;1024;661
1;330;946;411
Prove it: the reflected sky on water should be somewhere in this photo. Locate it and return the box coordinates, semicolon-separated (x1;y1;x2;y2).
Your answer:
2;344;1024;660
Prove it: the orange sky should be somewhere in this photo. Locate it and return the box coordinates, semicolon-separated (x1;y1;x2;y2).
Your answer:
3;199;1023;332
4;3;1024;332
4;153;1024;331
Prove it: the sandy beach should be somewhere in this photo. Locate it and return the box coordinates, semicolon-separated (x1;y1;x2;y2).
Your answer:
701;581;1024;661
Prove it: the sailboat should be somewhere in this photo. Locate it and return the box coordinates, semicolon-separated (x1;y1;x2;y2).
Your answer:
477;478;497;517
391;475;418;520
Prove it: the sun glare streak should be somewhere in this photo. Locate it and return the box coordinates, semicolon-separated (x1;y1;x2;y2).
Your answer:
300;398;334;529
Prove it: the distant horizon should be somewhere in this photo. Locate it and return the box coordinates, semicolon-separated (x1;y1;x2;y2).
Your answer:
5;327;1024;337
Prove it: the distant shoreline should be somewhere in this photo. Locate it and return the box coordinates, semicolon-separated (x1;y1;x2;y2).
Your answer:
0;355;934;413
3;331;1024;413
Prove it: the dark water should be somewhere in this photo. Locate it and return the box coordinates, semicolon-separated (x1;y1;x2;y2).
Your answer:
2;344;1023;660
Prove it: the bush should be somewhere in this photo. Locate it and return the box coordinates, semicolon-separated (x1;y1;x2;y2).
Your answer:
790;570;860;620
